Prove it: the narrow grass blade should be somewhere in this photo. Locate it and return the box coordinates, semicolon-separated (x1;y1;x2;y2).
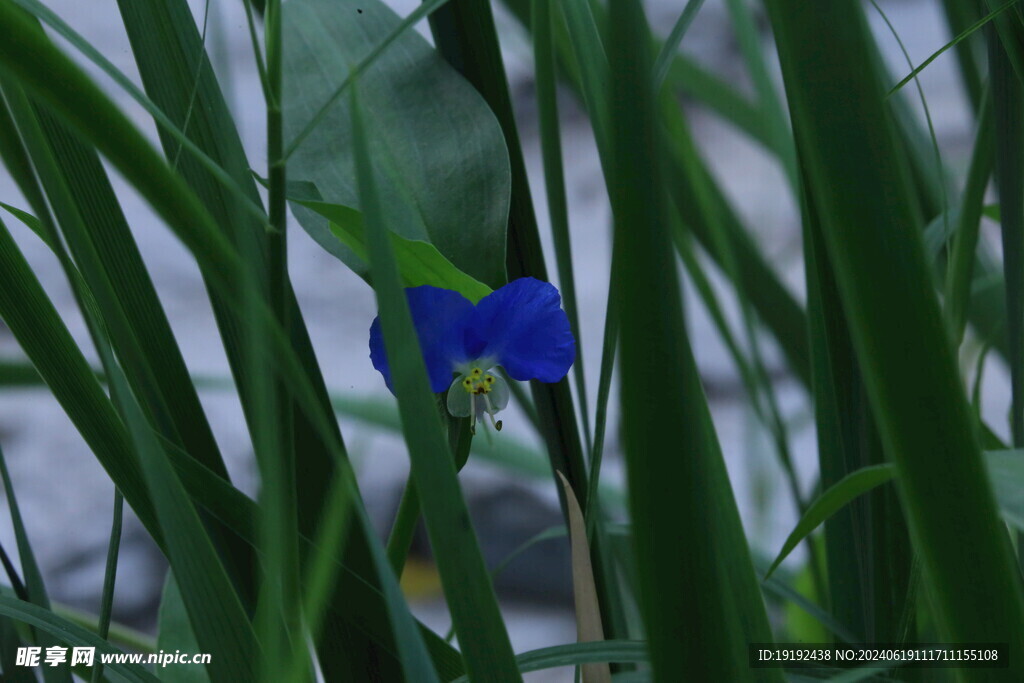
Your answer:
722;0;797;186
11;0;267;226
804;181;914;643
889;0;1019;96
427;0;592;507
760;574;859;644
533;0;590;453
426;0;621;644
945;91;994;342
92;491;123;683
766;0;1024;659
160;435;466;680
764;465;897;580
352;84;516;681
984;0;1024;86
652;0;706;88
608;0;778;679
449;641;648;683
0;441;70;682
110;24;388;675
0;595;157;683
103;336;257;680
991;34;1024;448
938;0;986;108
157;575;211;683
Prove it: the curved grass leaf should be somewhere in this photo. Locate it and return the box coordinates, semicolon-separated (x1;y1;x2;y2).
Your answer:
889;0;1020;96
944;92;995;342
0;242;462;682
0;595;157;683
9;0;267;227
764;465;898;580
109;0;401;674
352;82;518;681
652;0;706;89
448;641;648;683
760;574;859;645
0;440;69;682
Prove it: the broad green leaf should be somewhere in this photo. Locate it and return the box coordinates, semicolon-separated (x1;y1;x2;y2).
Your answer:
282;0;510;289
287;187;491;302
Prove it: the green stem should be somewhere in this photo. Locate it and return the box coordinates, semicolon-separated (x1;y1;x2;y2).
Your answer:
386;479;421;577
91;489;123;683
387;408;473;578
262;0;301;677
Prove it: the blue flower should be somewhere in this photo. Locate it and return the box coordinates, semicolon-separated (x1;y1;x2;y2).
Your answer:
369;277;576;430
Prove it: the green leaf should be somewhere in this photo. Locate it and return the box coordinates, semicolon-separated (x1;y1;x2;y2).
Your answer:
766;0;1024;660
0;594;157;683
448;641;648;682
652;0;706;89
985;449;1024;529
889;0;1021;96
157;575;211;683
110;0;405;674
286;185;491;302
352;81;518;681
0;440;70;683
764;465;898;580
607;0;778;679
282;0;510;289
945;92;994;343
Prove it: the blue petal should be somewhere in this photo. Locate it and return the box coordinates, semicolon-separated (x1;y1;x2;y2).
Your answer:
470;277;576;382
369;286;475;393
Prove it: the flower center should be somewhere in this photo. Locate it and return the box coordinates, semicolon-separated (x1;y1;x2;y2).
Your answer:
460;367;496;396
447;365;510;434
